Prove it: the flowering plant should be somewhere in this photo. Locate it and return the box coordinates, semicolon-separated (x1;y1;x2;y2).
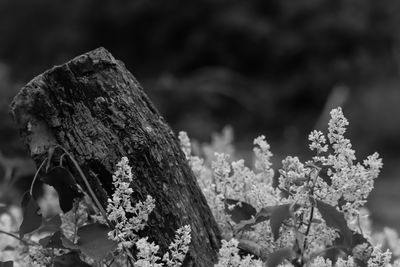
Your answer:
1;107;400;267
180;107;400;267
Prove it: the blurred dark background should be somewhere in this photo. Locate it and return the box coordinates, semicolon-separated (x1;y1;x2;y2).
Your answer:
0;0;399;229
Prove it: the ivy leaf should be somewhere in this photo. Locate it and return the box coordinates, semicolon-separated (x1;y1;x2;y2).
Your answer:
224;199;257;223
41;167;82;213
77;223;117;261
270;204;299;241
266;248;294;267
54;252;91;267
19;191;42;238
0;261;13;267
315;199;352;248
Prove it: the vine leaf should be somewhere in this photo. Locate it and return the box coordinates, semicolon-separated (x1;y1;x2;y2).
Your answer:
0;261;13;267
19;191;42;238
77;223;117;261
224;199;257;223
54;252;91;267
270;204;299;241
41;167;82;213
266;247;294;267
315;199;352;248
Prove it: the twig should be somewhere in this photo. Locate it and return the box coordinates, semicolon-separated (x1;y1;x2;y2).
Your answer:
0;229;36;246
30;158;47;196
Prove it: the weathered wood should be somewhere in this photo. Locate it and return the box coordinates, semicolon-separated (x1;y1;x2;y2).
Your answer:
10;47;220;266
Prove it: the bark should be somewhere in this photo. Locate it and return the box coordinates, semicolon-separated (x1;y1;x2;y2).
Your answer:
10;47;221;266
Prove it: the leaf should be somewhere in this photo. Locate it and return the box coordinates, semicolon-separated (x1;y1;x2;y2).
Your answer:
255;206;275;223
270;204;299;241
0;261;13;267
19;191;42;238
315;199;352;248
266;248;294;267
224;199;257;223
234;217;256;232
319;166;332;185
54;252;91;267
234;205;277;233
39;214;62;233
351;231;372;248
61;236;80;251
77;223;117;261
332;231;372;267
39;231;78;250
237;239;270;261
41;167;82;213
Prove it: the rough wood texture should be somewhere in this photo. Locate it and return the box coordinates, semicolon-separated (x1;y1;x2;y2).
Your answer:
10;47;220;266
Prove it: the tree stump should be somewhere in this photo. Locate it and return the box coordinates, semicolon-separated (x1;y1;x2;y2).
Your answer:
10;47;220;266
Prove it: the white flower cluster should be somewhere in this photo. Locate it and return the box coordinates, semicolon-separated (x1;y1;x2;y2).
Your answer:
134;225;191;267
162;225;192;266
179;130;280;244
214;239;263;267
107;157;192;266
179;107;397;267
107;157;156;250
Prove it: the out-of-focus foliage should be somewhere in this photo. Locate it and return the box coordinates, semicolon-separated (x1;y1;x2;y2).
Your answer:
1;0;400;229
1;0;400;144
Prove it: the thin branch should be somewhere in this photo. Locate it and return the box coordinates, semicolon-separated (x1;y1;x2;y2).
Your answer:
56;146;111;226
30;158;47;196
0;229;35;246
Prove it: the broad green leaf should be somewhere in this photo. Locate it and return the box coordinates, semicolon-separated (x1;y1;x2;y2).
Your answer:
315;199;352;248
0;261;13;267
54;252;91;267
41;167;82;213
270;204;299;241
224;199;257;223
19;191;42;238
77;223;117;261
266;248;294;267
